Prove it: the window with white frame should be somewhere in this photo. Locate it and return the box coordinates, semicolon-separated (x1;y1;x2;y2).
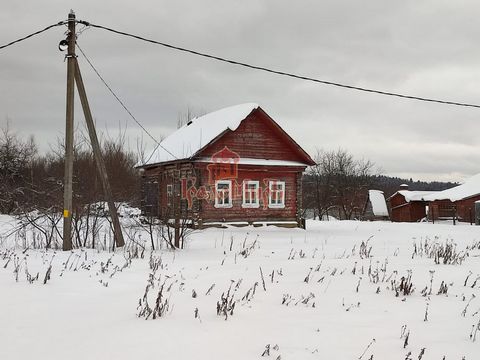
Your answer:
268;180;285;208
242;180;260;208
215;180;232;208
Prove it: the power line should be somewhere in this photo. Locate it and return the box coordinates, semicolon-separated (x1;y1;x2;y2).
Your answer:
76;43;177;161
0;21;66;50
80;20;480;110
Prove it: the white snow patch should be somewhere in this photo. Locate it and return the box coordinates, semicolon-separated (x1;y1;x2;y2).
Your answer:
368;190;389;216
1;218;479;359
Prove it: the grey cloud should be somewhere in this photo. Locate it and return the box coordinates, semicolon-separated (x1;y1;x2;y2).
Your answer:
1;0;479;182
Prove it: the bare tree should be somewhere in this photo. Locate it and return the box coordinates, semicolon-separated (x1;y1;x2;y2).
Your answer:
306;149;376;220
176;106;206;129
0;121;37;214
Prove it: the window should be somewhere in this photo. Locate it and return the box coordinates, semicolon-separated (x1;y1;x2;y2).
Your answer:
242;180;260;208
215;180;232;208
268;180;285;208
166;184;173;206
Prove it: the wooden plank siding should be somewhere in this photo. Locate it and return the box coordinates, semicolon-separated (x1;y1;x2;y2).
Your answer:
196;108;310;163
428;195;480;222
388;193;427;222
194;165;302;223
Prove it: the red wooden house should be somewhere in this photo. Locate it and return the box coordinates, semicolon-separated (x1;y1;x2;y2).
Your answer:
387;188;434;222
423;173;480;223
138;103;315;227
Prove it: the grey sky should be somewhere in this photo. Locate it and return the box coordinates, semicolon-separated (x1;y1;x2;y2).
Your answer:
1;1;479;182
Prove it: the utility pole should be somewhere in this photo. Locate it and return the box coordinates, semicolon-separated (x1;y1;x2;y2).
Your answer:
73;60;125;248
62;10;125;250
63;10;76;251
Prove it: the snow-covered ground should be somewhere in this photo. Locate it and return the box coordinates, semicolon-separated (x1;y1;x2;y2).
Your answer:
1;218;479;359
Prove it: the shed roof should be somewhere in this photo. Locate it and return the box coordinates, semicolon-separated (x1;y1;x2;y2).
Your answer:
368;190;389;216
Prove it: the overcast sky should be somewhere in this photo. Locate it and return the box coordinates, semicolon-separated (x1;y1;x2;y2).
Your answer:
1;1;479;182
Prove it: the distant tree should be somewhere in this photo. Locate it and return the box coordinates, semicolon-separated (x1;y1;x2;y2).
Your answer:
176;106;206;128
306;149;376;220
0;122;37;214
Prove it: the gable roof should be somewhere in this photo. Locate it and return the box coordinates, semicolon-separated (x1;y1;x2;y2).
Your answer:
423;173;480;202
141;103;314;167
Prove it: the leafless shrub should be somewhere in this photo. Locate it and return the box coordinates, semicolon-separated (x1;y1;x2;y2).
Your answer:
359;237;373;259
392;271;414;297
412;238;467;265
216;280;238;320
400;325;410;348
470;317;480;342
241;282;258;303
461;294;476;317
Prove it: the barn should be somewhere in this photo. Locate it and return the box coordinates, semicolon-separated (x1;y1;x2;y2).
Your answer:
387;185;438;222
138;103;315;227
424;173;480;223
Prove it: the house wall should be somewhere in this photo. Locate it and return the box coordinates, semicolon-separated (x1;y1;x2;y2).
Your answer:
389;193;426;222
429;195;480;222
455;195;480;222
197;109;308;163
142;163;305;224
428;199;455;221
192;164;302;223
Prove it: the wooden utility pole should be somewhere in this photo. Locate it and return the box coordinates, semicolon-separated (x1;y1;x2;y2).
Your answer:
63;11;76;251
62;10;124;250
73;60;125;248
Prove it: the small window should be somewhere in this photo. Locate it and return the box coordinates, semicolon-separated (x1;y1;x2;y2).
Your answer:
242;180;260;208
166;184;173;206
215;180;232;208
268;180;285;208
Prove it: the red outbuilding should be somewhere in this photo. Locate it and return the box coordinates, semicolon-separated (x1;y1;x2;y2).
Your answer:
424;174;480;223
138;103;315;227
387;186;437;222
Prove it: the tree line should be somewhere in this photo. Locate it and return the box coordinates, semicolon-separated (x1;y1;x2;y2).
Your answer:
1;123;457;223
0;123;139;216
302;149;457;220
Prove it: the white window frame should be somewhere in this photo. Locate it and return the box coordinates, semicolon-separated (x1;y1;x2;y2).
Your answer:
214;180;233;208
268;180;285;209
242;180;260;208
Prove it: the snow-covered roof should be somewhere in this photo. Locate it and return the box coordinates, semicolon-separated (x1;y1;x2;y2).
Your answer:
143;103;259;165
368;190;389;216
423;173;480;202
397;190;438;202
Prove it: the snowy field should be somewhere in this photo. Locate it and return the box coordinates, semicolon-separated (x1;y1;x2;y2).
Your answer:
0;217;479;360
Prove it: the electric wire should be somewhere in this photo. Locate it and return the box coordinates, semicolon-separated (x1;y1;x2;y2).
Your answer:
76;43;177;162
81;20;480;110
0;21;66;50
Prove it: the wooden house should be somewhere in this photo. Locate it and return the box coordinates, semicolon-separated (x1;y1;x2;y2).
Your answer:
423;174;480;223
138;103;315;227
387;185;437;222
